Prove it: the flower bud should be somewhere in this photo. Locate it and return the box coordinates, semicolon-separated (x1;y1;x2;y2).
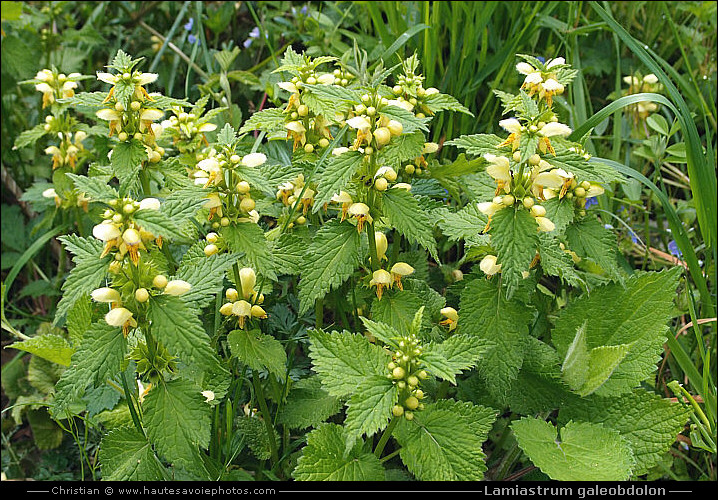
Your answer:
204;244;218;256
530;205;546;217
153;275;168;288
237;181;251;194
219;302;234;316
135;288;150;302
239;267;256;299
91;287;121;303
374;177;388;191
251;305;267;319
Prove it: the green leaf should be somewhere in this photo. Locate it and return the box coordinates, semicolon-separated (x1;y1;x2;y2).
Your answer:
343;375;397;452
313;150;364;211
238;108;285;135
148;295;220;381
437;203;487;242
99;426;168;481
227;329;287;379
430;154;483;200
216;123;237;147
537;233;586;288
459;277;533;402
8;334;74;366
561;322;631;396
542;196;575;235
445;133;504;156
382;189;438;261
57;234;103;261
53;254;111;325
298;220;360;314
379;104;430;134
359;316;402;348
293;424;385;481
144;378;211;468
552;268;681;396
548;151;625;184
13;124;48;149
27;409;64;450
111;139;146;190
66;173;118;203
488;206;539;296
133;208;187;242
421;92;473;116
564;215;622;281
394;400;496;480
276;376;342;430
174;242;238;309
269;230;310;276
421;334;492;385
559;390;691;475
512;418;635;481
371;289;424;336
376;130;425;168
222;223;277;281
307;329;391;399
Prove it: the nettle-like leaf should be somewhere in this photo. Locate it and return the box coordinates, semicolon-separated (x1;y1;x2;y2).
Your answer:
459;276;533;403
99;426;168;481
430;154;484;200
381;188;438;261
227;329;287;379
549;150;625;184
542;196;575;235
376;130;425;168
512;417;635;481
552;268;682;396
437;202;487;242
307;329;391;399
537;233;586;288
238;108;285;135
14;123;49;149
276;376;342;430
394;399;496;481
269;230;310;276
312;150;364;211
222;222;277;281
421;92;473;116
143;378;211;469
297;220;361;314
9;334;74;367
370;289;425;337
133;208;187;242
173;241;238;309
421;334;493;385
343;375;398;452
111;139;146;192
293;423;385;481
560;390;690;475
148;295;220;382
564;215;622;281
488;205;539;297
445;133;504;156
66;173;118;203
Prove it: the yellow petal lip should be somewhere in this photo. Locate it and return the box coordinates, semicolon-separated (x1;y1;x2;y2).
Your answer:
105;307;134;327
93;222;121;241
164;280;192;296
440;307;459;322
369;269;392;285
96;108;121;121
499;118;522;134
390;262;415;276
480;254;502;276
96;72;118;85
91;287;121;303
241;152;267;168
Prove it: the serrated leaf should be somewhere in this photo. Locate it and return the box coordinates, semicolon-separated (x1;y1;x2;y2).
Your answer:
293;423;385;481
548;151;625;184
559;390;691;475
222;222;277;281
238;108;286;135
14;123;48;149
437;203;487;242
27;409;64;450
542;196;575;235
552;268;681;396
489;206;539;296
148;295;220;381
307;329;391;398
537;233;585;288
382;189;438;261
66;173;118;203
313;150;364;210
54;254;111;325
376;130;425;168
359;316;401;348
276;376;342;430
100;426;168;481
379;104;430;134
421;334;492;384
133;208;187;242
57;234;103;262
269;230;310;276
8;334;74;366
445;133;504;156
512;418;635;481
297;220;360;314
144;378;211;468
421;92;473;116
227;329;287;379
370;289;424;336
430;153;483;200
565;215;622;280
459;277;532;402
173;243;237;309
394;400;496;480
343;375;397;452
111;139;146;190
27;355;64;393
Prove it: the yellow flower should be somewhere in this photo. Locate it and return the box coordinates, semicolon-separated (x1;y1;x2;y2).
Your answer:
369;269;392;301
390;262;414;290
480;255;502;277
285;121;307;151
348;202;372;233
105;307;137;337
484;154;512;194
331;191;353;221
439;307;459;331
232;300;252;329
239;267;257;300
164;280;192;296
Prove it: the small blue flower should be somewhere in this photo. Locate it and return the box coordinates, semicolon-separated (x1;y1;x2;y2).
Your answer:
249;26;260;39
243;38;253;48
300;5;308;15
585;197;598;208
536;56;546;64
668;240;682;258
188;34;199;45
184;18;194;31
629;230;639;244
604;223;614;230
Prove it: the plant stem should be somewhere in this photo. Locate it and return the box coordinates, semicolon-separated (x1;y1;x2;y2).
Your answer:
374;416;399;458
252;370;279;466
